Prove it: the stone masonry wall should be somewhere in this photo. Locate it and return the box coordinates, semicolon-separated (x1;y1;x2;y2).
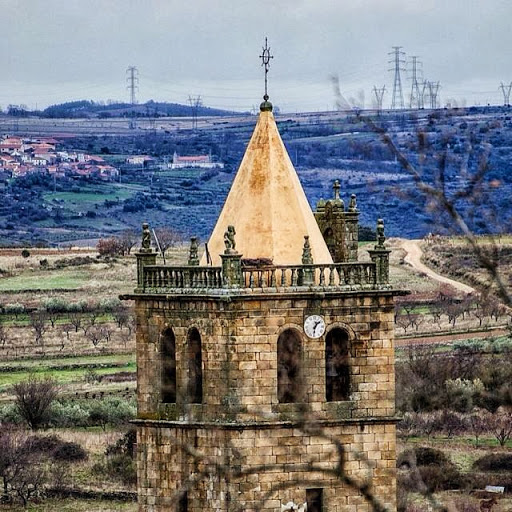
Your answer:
136;421;396;512
133;290;397;511
134;292;395;423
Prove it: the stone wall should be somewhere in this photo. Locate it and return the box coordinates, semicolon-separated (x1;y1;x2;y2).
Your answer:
133;290;397;510
136;421;397;512
134;292;395;423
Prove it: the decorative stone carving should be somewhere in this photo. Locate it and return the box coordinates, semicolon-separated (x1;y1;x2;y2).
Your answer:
188;236;199;266
141;223;152;253
348;194;358;212
224;225;237;254
368;218;391;284
376;218;386;248
332;179;341;200
301;235;314;285
301;235;313;265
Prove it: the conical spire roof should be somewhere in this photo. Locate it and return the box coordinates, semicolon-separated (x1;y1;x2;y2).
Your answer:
202;107;332;266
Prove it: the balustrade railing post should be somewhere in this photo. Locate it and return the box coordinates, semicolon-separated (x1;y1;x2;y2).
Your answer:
318;266;326;286
368;219;391;285
280;269;286;287
221;252;243;289
329;266;335;286
135;251;157;291
301;235;314;285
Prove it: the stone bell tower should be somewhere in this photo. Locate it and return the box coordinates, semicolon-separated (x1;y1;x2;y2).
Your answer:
314;180;360;263
124;45;403;512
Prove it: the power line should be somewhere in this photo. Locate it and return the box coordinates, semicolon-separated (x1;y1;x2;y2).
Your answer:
126;66;139;105
419;80;428;109
408;56;422;109
425;80;440;109
188;95;202;130
499;82;512;106
373;85;386;112
389;46;406;109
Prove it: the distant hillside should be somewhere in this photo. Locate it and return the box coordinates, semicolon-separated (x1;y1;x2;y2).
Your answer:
37;100;244;119
1;105;511;246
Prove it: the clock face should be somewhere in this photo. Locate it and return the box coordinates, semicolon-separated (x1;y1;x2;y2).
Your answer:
304;315;326;339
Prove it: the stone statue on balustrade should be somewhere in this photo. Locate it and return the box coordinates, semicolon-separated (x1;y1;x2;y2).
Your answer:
141;223;152;253
224;225;237;254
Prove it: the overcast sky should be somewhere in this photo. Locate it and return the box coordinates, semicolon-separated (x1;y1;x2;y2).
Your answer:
2;0;511;113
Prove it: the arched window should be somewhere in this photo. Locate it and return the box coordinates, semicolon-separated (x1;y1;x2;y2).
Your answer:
161;327;176;403
187;327;203;404
277;329;303;403
325;328;350;401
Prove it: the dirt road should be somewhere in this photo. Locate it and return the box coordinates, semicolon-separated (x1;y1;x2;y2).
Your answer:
401;239;475;294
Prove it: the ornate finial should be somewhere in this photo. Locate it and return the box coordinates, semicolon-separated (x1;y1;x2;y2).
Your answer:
333;180;341;200
302;235;313;265
141;222;152;252
348;194;358;212
224;225;237;254
259;37;274;112
376;219;386;248
188;236;199;266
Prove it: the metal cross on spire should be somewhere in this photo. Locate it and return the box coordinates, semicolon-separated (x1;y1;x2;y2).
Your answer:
259;37;273;100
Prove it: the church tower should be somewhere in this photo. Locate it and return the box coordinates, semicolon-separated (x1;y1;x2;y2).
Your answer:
314;180;360;263
125;42;402;512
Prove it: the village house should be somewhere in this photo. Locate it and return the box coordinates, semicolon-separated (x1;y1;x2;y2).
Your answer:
169;151;224;169
126;155;155;167
0;135;120;182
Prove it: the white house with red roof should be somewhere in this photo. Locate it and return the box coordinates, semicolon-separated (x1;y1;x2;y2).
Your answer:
169;151;224;169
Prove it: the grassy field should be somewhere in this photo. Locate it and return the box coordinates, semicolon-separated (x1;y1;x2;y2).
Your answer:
0;249;136;303
0;270;92;291
0;353;136;391
43;183;137;205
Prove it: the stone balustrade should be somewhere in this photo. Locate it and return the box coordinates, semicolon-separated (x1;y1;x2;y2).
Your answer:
242;263;377;289
143;265;223;290
137;257;390;293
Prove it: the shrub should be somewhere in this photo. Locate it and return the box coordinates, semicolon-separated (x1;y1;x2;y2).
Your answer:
87;397;136;429
4;302;25;318
53;256;96;269
30;434;63;454
99;297;122;312
105;454;137;485
473;453;512;471
28;434;87;461
53;441;88;462
21;249;30;258
41;297;68;314
105;428;136;458
398;446;464;492
67;300;88;313
419;464;465;492
84;368;103;384
445;378;484;413
398;446;450;468
0;403;22;424
48;400;89;428
92;454;136;485
12;375;59;430
97;237;123;257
